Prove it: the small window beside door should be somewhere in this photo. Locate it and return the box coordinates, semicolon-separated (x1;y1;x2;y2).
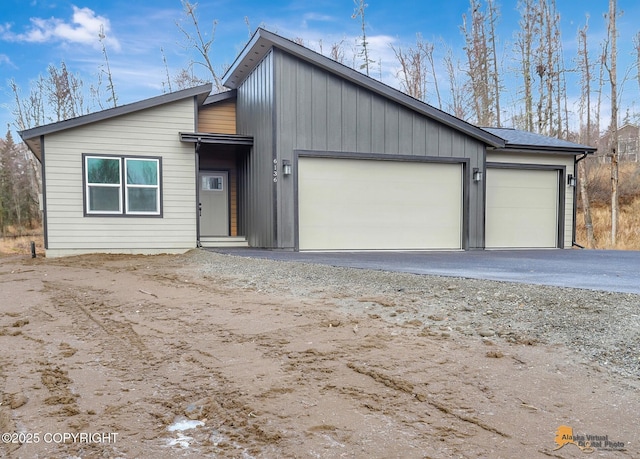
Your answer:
202;175;224;191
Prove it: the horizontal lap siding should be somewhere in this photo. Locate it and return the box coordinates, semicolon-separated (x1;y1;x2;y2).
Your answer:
44;98;197;252
487;152;575;248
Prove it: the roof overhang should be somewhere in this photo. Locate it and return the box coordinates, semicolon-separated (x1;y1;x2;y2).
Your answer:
488;145;597;156
203;89;237;106
483;127;597;156
223;29;506;149
19;83;213;160
180;132;253;146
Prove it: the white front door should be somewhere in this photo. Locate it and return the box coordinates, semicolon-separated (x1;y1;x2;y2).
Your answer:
199;171;229;237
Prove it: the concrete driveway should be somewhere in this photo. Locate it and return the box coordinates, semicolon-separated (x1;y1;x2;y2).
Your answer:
211;248;640;294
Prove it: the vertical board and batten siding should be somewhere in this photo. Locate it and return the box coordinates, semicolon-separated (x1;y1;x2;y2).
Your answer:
235;51;276;248
43;98;197;256
273;50;486;249
197;101;236;134
486;152;574;248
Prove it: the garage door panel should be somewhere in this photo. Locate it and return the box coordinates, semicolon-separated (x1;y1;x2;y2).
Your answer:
486;168;558;248
298;157;462;250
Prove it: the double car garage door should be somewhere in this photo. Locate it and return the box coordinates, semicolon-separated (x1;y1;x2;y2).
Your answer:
297;157;560;251
298;157;463;250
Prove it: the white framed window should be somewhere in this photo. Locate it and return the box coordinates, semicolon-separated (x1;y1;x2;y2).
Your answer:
85;156;122;214
84;154;161;216
125;158;160;214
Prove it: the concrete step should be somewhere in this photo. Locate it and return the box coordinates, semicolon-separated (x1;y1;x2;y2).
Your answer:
199;236;249;248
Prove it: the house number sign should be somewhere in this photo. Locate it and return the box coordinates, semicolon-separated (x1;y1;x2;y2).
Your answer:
273;158;278;182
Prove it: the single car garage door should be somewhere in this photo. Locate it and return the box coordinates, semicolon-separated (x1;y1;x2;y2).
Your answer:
485;167;559;248
298;157;463;250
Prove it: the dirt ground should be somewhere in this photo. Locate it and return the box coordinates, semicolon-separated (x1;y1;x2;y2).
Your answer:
0;250;638;458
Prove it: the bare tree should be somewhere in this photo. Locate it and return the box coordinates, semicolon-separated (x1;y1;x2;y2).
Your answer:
576;18;596;247
351;0;375;76
604;0;619;245
47;62;85;121
461;0;501;126
487;0;501;126
424;40;442;109
330;40;346;64
98;25;118;107
515;0;536;131
176;0;224;91
443;45;469;120
174;67;209;90
161;47;173;93
595;42;607;156
10;79;44;131
515;0;567;137
392;35;442;108
392;39;427;101
635;32;640;95
11;62;88;130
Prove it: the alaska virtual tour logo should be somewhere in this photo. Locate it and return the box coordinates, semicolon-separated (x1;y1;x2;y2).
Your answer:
554;425;626;453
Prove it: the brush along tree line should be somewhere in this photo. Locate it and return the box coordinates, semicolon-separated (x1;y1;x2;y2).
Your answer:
3;0;638;246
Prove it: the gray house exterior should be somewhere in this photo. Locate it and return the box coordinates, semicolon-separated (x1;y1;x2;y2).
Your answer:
20;28;595;257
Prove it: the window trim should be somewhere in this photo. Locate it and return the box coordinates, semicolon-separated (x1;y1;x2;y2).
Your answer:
83;153;163;218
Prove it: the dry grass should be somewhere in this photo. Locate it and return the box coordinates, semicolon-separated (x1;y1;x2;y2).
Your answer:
576;161;640;250
576;197;640;250
583;161;640;206
0;229;44;257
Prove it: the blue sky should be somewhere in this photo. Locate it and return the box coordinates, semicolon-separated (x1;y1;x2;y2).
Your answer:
1;0;639;137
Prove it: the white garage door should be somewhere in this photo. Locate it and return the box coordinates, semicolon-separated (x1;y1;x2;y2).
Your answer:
298;157;462;250
485;168;559;248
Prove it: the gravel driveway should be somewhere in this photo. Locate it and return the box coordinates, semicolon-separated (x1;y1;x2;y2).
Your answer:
201;249;640;380
212;248;640;294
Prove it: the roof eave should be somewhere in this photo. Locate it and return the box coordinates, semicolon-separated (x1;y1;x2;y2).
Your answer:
203;89;237;106
490;144;597;155
223;29;505;148
19;83;213;142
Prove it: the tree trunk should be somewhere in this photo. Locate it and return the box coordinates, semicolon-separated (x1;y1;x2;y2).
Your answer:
608;0;619;247
516;0;535;131
577;19;595;248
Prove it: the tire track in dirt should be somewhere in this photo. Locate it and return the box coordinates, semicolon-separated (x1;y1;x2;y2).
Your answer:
37;270;298;456
346;362;509;438
42;281;152;362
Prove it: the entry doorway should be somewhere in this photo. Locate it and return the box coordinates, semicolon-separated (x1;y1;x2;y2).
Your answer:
199;171;229;236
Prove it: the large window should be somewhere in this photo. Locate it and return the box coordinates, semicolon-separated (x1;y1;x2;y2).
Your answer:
84;155;161;216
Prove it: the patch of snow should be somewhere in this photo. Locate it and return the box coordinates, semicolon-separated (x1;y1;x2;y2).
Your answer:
166;433;193;448
167;419;204;432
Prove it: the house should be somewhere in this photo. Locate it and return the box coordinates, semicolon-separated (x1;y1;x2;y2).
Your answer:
616;123;639;162
19;29;596;258
596;123;639;163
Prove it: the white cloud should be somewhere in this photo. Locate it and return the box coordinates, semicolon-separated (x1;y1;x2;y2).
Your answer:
302;12;335;25
2;6;120;51
0;54;14;67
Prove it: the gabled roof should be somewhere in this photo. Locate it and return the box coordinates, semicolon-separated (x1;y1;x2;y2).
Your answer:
483;127;597;154
223;28;506;149
19;83;213;160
